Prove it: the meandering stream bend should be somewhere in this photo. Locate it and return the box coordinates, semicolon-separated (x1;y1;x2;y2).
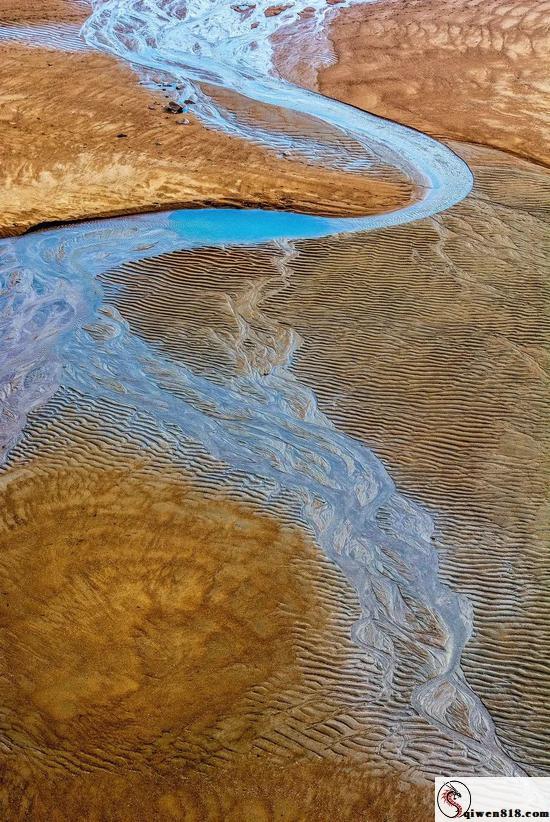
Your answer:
0;0;528;780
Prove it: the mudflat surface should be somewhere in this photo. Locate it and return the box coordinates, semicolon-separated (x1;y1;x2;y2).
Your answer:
0;445;432;820
95;138;550;774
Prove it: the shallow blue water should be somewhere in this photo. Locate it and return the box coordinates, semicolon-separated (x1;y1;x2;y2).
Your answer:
168;207;357;245
0;0;525;780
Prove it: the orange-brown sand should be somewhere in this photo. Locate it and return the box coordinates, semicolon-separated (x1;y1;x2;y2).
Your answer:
0;0;90;24
312;0;549;166
1;0;549;814
0;457;431;820
0;0;416;237
1;761;432;822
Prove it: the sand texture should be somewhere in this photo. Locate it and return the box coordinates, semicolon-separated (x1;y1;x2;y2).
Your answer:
0;1;415;237
0;0;549;817
314;0;550;165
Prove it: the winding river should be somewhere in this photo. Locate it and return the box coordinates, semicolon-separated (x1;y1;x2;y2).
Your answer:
0;0;526;778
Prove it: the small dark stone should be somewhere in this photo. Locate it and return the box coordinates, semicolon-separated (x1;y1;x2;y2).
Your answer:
116;133;127;138
165;101;184;113
184;98;195;105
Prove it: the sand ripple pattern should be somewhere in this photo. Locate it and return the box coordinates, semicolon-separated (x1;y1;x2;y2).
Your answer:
0;23;90;51
0;200;524;776
81;0;473;226
0;0;539;785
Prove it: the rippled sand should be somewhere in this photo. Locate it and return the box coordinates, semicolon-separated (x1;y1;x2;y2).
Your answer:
0;0;414;236
92;140;550;773
271;0;550;774
0;0;549;816
2;137;547;816
315;0;549;165
0;445;433;819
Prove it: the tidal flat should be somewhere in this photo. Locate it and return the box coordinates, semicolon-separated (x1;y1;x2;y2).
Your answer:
0;0;548;818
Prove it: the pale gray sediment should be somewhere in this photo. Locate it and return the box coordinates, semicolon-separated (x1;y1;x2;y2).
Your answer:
0;0;534;781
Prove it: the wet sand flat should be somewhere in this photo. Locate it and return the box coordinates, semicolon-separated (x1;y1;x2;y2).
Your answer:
0;448;432;820
271;2;550;770
2;135;548;816
0;0;549;816
94;138;549;774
